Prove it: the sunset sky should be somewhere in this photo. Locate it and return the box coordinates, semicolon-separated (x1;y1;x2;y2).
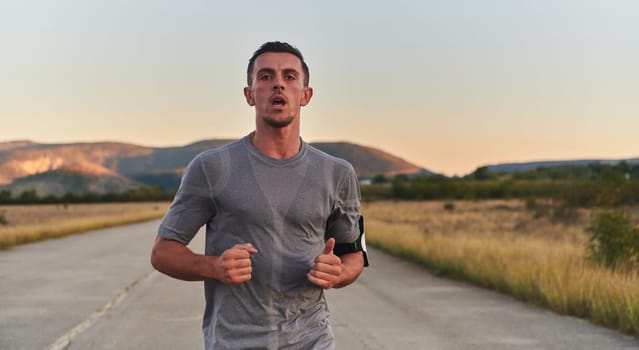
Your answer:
2;1;637;176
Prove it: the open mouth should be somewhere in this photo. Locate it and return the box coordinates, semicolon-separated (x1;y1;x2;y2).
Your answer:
271;96;287;106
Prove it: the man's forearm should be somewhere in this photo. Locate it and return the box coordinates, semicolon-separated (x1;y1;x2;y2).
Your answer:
335;251;364;288
151;235;215;281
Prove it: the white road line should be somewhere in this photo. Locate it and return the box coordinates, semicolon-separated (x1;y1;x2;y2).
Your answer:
46;271;157;350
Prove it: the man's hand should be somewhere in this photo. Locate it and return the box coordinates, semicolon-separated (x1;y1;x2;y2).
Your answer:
307;238;343;289
213;243;257;284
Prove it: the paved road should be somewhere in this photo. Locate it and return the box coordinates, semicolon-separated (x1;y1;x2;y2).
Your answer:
0;220;165;350
1;220;639;349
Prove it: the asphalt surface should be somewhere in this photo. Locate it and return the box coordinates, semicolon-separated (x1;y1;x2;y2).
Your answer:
1;220;639;349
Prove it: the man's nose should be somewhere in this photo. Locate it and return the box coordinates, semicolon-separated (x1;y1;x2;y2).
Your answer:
272;75;285;90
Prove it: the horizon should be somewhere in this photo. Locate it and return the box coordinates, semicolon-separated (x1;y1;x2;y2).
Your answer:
2;1;637;176
1;136;637;177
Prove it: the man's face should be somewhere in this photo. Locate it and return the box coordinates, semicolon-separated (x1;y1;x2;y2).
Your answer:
244;52;313;129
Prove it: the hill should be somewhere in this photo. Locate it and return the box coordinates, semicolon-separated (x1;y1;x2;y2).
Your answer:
312;142;424;177
0;139;426;196
484;158;639;173
0;141;153;186
7;169;141;197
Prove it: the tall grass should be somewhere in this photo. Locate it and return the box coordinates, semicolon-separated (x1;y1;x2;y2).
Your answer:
0;202;169;250
364;200;639;336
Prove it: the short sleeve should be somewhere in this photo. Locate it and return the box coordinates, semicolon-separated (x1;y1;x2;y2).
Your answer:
158;155;216;244
326;165;361;244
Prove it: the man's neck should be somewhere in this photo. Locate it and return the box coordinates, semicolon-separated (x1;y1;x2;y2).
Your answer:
250;128;301;160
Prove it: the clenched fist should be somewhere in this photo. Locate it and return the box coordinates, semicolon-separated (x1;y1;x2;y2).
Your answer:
307;238;343;289
213;243;257;284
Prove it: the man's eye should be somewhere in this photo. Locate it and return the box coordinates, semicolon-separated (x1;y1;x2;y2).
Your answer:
286;75;296;80
259;74;272;80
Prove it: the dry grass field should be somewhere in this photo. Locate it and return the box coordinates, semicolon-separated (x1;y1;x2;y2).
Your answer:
363;200;639;337
0;202;170;250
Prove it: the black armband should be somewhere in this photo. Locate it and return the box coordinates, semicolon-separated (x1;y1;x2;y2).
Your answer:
333;216;369;267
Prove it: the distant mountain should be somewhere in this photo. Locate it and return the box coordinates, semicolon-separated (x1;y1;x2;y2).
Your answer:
0;141;152;186
7;169;141;197
485;158;639;173
115;140;234;176
312;142;425;177
0;140;36;152
0;139;427;196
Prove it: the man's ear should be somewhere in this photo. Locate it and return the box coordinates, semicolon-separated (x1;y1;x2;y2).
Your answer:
243;87;255;106
301;87;313;107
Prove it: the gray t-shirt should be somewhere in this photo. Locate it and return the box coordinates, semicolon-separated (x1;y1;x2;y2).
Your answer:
158;135;361;350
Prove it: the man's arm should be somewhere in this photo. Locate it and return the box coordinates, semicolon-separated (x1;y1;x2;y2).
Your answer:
307;238;364;289
151;235;257;284
334;250;365;288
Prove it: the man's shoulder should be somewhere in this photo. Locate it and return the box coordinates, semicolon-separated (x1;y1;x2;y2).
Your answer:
196;138;245;162
306;144;356;174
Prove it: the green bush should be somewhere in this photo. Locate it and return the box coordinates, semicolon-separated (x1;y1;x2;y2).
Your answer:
587;210;639;269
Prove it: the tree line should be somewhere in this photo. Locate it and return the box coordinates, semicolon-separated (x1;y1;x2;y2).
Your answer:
0;186;174;205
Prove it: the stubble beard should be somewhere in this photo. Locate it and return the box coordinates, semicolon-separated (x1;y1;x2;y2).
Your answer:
264;114;295;128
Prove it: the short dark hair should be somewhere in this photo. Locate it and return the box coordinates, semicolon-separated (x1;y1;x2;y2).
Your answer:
247;41;310;87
